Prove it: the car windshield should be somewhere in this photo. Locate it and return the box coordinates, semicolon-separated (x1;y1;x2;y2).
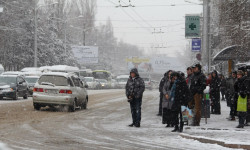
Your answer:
98;79;107;83
118;78;128;82
0;76;16;84
25;77;39;84
84;78;93;82
143;78;150;82
38;75;68;86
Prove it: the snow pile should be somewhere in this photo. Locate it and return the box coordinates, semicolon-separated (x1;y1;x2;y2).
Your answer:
0;142;11;150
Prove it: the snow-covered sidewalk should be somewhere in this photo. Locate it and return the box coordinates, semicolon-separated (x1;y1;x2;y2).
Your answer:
181;100;250;149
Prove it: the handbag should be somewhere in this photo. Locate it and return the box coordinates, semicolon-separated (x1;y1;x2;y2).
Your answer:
237;95;247;112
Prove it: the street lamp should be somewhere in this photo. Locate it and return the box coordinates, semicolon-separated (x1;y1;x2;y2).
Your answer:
69;25;96;46
34;2;58;67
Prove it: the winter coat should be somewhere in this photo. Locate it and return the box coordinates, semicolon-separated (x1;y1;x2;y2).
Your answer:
210;71;221;94
162;80;173;109
220;78;226;89
126;68;145;99
171;78;190;111
190;71;207;96
234;76;247;99
186;74;194;89
226;76;236;94
159;71;171;93
244;71;250;109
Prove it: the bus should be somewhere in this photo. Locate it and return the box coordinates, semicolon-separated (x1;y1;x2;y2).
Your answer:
92;70;112;81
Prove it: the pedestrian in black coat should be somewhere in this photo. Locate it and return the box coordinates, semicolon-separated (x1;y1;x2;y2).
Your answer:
210;70;221;114
126;68;145;128
226;71;237;120
244;71;250;126
169;72;190;132
189;64;206;126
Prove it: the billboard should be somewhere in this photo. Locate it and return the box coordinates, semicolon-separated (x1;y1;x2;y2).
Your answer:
72;46;98;64
127;57;185;74
192;38;201;52
126;57;152;73
185;15;200;38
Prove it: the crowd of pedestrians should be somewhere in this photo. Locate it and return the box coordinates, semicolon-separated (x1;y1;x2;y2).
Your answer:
125;64;250;131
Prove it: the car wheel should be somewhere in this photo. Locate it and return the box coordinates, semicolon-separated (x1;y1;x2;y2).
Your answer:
82;98;88;109
68;100;76;112
34;104;41;110
23;92;28;99
12;92;18;100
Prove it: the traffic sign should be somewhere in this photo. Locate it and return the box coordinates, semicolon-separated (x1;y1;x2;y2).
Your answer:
185;16;200;38
192;38;201;52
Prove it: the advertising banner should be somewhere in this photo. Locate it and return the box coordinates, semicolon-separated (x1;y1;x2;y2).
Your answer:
72;46;98;64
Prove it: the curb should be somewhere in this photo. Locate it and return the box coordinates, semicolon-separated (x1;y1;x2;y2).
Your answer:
180;133;250;150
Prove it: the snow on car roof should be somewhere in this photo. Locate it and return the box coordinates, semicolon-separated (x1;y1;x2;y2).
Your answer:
25;76;40;78
39;65;79;72
21;67;39;72
41;72;76;78
1;71;25;76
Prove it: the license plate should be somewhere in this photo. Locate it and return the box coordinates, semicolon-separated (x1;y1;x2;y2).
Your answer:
46;89;58;94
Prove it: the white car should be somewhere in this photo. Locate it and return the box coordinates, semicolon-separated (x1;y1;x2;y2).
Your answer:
117;75;129;89
84;77;97;89
33;72;88;112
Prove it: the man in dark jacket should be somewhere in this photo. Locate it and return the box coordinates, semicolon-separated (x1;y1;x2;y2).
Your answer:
126;68;145;128
210;70;221;114
226;71;237;120
157;71;170;116
219;74;226;101
189;64;206;126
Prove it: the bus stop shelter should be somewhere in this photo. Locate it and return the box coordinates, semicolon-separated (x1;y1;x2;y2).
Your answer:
213;45;250;73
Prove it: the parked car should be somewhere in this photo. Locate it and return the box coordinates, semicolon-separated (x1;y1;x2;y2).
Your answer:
0;75;28;100
142;77;152;90
25;76;40;96
33;72;88;112
84;77;98;89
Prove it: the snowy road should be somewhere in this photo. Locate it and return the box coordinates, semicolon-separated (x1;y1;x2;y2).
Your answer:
0;90;236;150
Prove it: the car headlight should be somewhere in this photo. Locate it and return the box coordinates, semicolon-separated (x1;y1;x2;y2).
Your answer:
2;88;14;92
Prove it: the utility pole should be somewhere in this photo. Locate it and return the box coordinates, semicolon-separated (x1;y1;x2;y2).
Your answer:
34;5;38;67
203;0;210;72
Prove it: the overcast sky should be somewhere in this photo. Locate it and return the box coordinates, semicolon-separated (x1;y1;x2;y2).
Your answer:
95;0;202;56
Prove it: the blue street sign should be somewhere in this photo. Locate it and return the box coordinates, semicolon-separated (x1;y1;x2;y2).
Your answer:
192;38;201;52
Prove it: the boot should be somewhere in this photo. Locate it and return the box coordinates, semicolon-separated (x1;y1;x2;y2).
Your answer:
128;123;134;127
134;123;140;128
165;124;170;128
236;124;244;128
171;125;179;132
179;122;184;132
